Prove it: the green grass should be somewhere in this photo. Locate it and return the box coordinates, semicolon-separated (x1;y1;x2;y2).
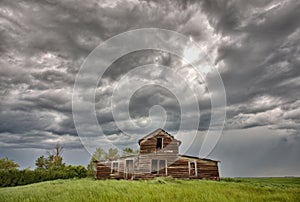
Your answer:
0;177;299;202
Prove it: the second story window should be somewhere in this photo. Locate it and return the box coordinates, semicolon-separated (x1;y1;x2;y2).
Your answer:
156;138;163;149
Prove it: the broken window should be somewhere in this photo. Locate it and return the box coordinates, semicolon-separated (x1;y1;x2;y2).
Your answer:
151;159;166;175
111;161;119;174
189;161;197;176
151;159;158;174
156;138;163;149
159;160;166;174
125;159;134;179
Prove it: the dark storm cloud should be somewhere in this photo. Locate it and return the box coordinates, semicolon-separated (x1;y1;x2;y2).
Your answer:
0;0;299;175
102;50;174;80
128;85;181;130
0;0;202;150
198;0;300;135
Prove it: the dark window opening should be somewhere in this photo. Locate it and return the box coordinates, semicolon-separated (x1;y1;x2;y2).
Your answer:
159;160;166;174
111;162;119;174
151;159;158;174
156;138;163;149
189;161;197;176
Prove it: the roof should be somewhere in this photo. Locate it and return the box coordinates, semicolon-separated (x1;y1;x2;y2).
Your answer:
138;128;181;145
179;155;220;162
119;154;139;159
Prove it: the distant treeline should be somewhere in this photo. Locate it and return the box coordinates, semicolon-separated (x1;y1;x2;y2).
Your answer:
0;143;138;187
0;166;87;187
0;143;88;187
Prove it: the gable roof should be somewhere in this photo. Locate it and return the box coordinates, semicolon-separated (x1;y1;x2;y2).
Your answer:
138;128;181;145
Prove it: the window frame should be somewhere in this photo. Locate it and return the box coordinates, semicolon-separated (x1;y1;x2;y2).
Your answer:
111;161;119;174
151;159;167;175
188;160;198;176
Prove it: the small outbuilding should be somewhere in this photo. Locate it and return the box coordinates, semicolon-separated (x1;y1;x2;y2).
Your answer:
96;128;220;180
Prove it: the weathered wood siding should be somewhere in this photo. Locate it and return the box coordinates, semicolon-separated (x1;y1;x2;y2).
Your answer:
197;159;219;180
96;129;220;180
138;130;179;175
168;157;220;180
96;162;111;179
167;158;189;178
139;130;179;155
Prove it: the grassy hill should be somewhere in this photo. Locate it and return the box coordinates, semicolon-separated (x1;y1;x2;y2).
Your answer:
0;177;299;202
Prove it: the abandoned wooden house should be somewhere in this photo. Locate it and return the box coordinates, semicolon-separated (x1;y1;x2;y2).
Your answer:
96;128;220;180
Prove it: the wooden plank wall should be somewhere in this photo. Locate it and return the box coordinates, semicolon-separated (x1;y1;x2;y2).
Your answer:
197;159;219;180
138;133;179;175
167;158;190;178
96;130;219;180
168;158;219;180
139;132;179;155
97;158;219;180
96;163;111;179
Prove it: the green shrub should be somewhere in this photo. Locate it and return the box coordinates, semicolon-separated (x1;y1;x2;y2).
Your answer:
0;166;88;187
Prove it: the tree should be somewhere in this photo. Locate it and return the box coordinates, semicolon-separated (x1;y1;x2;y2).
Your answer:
106;148;119;160
46;142;65;169
47;143;64;163
0;157;19;170
35;142;65;170
122;147;139;156
122;147;133;156
45;155;64;169
35;155;46;170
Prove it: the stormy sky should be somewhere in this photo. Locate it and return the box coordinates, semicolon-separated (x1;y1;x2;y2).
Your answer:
0;0;299;177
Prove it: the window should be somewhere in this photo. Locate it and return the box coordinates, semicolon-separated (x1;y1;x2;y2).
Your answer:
151;160;158;174
111;161;119;174
151;159;166;174
156;138;163;149
159;160;165;173
189;161;197;176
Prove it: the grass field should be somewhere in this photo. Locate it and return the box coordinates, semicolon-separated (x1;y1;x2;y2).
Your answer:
0;177;299;202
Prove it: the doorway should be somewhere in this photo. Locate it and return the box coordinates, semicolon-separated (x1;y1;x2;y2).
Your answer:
125;159;134;179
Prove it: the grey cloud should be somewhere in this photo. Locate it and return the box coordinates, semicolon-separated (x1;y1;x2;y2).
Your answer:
203;0;300;135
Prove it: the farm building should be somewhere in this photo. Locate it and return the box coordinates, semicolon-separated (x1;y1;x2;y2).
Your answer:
96;128;220;180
